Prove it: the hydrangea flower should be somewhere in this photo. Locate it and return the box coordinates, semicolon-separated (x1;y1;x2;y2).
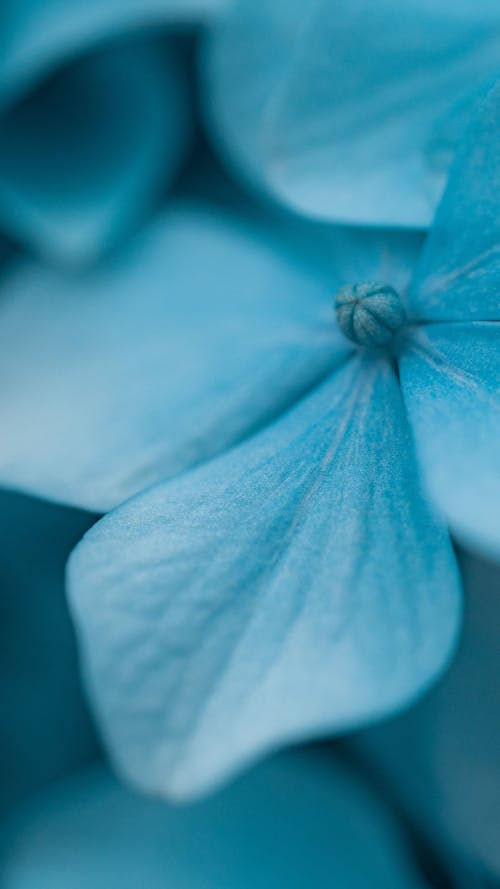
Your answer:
0;752;428;889
0;0;231;263
202;0;500;228
0;81;496;799
0;178;422;511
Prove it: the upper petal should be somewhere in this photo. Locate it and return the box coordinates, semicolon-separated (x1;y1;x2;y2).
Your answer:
203;0;500;227
0;38;191;264
409;80;500;321
0;754;426;889
68;356;460;798
0;0;224;107
0;199;350;510
400;322;500;558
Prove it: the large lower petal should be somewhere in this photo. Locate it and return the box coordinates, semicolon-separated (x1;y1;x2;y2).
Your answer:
400;322;500;558
68;355;460;799
409;81;500;320
0;754;426;889
0;0;223;108
0;38;191;264
203;0;500;227
0;201;356;511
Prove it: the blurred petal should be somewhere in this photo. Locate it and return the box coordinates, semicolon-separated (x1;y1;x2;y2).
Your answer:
0;39;191;264
0;491;98;817
0;234;14;267
316;225;423;299
0;199;363;511
0;753;427;889
400;323;500;558
409;81;500;321
355;549;500;882
203;0;500;227
68;356;460;798
0;0;224;106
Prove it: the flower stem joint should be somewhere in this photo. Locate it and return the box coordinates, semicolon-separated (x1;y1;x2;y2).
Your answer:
334;281;406;348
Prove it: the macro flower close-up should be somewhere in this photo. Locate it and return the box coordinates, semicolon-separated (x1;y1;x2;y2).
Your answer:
0;1;498;887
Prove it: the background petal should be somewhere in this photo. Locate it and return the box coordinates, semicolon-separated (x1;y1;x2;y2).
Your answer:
203;0;500;227
400;323;500;559
0;199;383;511
0;38;191;264
0;753;426;889
354;548;500;883
409;81;500;321
0;0;224;108
0;491;98;818
68;356;460;798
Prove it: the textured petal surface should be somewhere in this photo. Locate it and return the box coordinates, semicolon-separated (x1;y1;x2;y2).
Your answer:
203;0;500;227
0;491;98;817
68;355;460;798
409;81;500;321
0;0;224;108
355;549;500;882
0;38;191;264
0;204;418;511
0;754;426;889
400;323;500;558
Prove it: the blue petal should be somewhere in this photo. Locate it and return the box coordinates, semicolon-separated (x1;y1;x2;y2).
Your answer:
0;0;223;107
409;81;500;320
0;234;14;266
0;200;366;511
0;490;97;817
400;323;500;558
0;39;191;264
68;355;460;798
0;754;426;889
203;0;500;227
355;548;500;881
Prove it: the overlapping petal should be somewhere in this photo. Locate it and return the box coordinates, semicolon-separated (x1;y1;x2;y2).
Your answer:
400;323;500;559
203;0;500;227
0;754;426;889
0;202;418;512
409;81;500;321
68;355;460;798
0;39;191;264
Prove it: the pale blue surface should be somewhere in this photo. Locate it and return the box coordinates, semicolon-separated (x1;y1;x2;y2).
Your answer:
203;0;500;227
0;0;224;110
68;356;460;797
0;753;427;889
0;38;191;264
0;202;422;511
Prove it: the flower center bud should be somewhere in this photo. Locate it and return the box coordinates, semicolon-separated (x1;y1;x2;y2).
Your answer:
334;281;406;348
